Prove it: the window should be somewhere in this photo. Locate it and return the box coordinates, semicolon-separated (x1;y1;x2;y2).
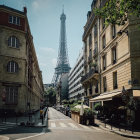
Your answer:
5;86;18;104
102;55;106;70
113;71;118;89
7;61;19;73
112;47;117;64
8;36;19;48
112;25;116;39
102;18;105;29
89;84;92;95
95;83;98;93
93;42;98;55
9;15;20;25
94;24;97;37
102;35;106;49
89;33;92;46
103;77;107;92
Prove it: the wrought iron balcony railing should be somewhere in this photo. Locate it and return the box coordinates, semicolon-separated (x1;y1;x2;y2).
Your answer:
88;55;92;62
84;59;87;67
81;69;98;83
93;47;98;56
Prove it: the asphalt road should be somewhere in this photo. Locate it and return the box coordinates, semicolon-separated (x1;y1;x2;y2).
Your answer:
0;107;139;140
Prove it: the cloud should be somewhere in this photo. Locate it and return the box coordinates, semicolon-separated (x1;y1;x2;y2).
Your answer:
39;62;47;67
52;58;57;67
32;1;39;10
40;47;56;53
31;0;50;12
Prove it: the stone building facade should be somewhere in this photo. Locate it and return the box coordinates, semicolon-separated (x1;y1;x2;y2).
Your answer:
69;49;84;100
0;5;44;114
82;0;140;127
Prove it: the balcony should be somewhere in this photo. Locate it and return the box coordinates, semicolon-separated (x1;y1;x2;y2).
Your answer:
81;69;99;83
88;54;92;63
93;47;98;56
84;59;87;67
83;12;95;40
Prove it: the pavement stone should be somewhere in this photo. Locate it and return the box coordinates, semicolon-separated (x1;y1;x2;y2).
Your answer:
0;107;48;127
95;119;140;139
0;135;9;140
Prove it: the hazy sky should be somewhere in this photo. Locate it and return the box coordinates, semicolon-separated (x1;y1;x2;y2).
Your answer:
0;0;92;83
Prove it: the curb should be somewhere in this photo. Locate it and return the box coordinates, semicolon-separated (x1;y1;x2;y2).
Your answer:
0;135;9;140
98;124;140;139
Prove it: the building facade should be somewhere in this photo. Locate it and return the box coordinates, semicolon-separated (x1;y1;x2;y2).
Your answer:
82;0;140;127
69;49;84;100
56;73;69;105
81;0;100;105
0;5;44;114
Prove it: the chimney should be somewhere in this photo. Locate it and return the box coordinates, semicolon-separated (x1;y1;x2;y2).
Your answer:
23;7;27;15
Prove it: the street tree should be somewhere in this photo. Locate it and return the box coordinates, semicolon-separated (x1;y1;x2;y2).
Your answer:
44;87;56;106
94;0;140;25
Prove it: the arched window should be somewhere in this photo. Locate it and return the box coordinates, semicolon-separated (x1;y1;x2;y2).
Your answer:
8;36;19;48
7;61;19;73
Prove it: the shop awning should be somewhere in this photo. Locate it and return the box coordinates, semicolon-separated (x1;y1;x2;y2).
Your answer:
133;90;140;97
90;91;122;102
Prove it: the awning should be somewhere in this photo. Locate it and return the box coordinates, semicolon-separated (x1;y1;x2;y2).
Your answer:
90;91;122;102
133;90;140;97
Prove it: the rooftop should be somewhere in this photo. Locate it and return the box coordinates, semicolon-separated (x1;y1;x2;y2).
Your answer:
0;5;25;15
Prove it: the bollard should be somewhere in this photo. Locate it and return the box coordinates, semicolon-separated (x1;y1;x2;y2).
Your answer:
41;115;44;125
16;113;18;125
4;112;7;122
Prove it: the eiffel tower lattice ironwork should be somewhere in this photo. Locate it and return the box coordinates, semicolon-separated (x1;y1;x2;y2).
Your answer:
52;9;71;85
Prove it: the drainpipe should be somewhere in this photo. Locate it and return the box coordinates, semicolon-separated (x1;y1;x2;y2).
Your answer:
98;15;101;95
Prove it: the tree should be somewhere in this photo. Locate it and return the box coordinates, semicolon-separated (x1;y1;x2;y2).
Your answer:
94;0;140;25
44;87;56;106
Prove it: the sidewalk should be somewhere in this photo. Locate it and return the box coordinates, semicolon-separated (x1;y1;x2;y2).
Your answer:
95;119;140;138
0;107;48;127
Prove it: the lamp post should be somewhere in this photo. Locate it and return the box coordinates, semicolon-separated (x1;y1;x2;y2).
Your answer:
27;102;31;122
121;86;128;131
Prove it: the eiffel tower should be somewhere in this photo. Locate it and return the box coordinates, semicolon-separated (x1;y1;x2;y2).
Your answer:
52;8;71;85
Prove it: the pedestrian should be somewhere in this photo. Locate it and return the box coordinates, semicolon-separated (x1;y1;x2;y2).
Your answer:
40;109;43;119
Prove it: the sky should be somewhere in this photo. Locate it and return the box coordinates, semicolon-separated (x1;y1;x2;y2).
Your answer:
0;0;93;84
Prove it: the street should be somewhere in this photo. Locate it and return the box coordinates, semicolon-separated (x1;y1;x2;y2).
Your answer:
0;107;138;140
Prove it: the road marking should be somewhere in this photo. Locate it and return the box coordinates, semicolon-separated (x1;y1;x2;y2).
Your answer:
49;118;71;121
15;133;45;140
68;123;78;128
3;122;16;125
59;122;67;127
91;126;101;131
51;122;56;128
